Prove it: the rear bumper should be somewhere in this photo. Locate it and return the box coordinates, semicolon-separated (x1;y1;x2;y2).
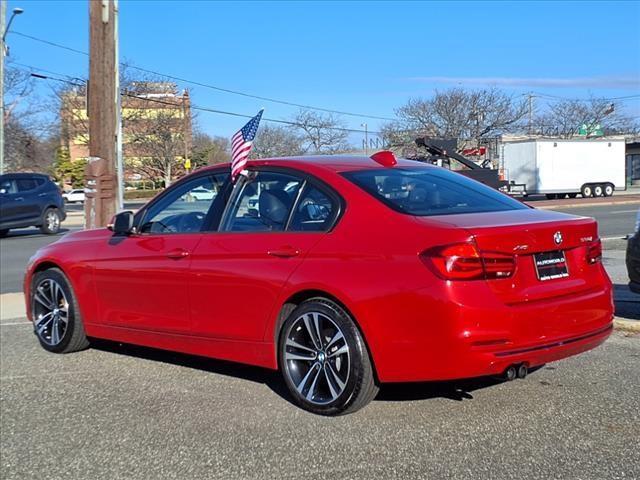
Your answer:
368;280;614;383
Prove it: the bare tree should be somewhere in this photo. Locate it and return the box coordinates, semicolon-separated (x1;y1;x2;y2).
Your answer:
535;97;638;137
383;88;528;150
292;109;351;154
127;108;188;187
3;62;56;172
253;124;304;158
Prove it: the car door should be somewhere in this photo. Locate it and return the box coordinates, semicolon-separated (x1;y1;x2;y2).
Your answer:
0;178;19;225
15;177;44;223
189;169;342;342
91;171;228;334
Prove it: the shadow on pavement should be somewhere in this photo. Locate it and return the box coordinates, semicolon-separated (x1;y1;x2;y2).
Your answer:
0;228;73;239
613;283;640;320
89;339;292;403
90;338;532;406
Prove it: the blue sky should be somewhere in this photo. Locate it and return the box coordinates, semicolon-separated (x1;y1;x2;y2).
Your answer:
5;0;640;140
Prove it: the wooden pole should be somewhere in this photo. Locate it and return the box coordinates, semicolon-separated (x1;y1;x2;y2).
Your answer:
86;0;117;228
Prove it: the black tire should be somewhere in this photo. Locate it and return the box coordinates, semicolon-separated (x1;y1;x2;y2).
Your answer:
278;298;378;416
0;229;9;237
593;184;604;197
603;183;614;197
31;268;89;353
40;208;62;234
545;194;556;200
568;193;578;198
581;184;593;198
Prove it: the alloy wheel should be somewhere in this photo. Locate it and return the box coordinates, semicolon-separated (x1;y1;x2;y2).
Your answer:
32;279;69;346
46;211;60;232
283;311;351;405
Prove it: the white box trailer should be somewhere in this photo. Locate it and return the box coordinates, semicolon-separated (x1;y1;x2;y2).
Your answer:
502;139;626;198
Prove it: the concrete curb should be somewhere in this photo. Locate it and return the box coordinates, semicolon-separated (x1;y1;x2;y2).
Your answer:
535;199;640;210
613;319;640;333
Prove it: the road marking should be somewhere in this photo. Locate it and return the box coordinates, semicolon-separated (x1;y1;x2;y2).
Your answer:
0;321;31;326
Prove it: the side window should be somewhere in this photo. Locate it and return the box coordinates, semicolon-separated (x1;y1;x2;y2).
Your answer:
289;184;337;232
139;174;227;234
222;171;303;232
0;179;17;194
16;178;38;192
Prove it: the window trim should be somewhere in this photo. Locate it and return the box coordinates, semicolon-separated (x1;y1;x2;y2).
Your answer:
217;166;344;234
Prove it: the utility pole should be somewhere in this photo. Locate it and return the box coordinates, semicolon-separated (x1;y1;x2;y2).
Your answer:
114;0;123;210
1;1;5;175
0;2;24;174
528;93;534;136
86;0;118;228
361;123;368;155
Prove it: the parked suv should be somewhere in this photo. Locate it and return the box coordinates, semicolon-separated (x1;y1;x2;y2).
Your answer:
0;173;66;236
626;209;640;294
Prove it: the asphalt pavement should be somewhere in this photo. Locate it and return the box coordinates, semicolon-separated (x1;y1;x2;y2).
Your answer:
1;319;638;479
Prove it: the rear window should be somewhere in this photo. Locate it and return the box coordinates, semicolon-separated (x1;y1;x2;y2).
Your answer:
343;167;528;216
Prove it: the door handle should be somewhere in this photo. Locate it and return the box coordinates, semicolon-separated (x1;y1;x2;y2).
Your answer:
166;248;190;259
267;246;300;258
15;197;24;201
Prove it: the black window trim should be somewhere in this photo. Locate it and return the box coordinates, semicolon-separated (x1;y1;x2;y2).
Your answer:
217;166;344;234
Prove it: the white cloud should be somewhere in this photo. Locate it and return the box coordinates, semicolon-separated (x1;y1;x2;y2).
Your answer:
407;76;640;89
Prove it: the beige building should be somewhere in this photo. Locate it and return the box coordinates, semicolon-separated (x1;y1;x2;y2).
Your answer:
60;82;192;182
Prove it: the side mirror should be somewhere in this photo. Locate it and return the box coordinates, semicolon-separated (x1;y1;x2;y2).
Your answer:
108;211;135;235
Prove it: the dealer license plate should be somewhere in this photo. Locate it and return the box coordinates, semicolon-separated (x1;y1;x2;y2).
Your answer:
534;250;569;281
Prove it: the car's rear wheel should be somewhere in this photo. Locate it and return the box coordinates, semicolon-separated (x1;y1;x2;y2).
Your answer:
279;298;378;416
31;269;89;353
40;208;61;234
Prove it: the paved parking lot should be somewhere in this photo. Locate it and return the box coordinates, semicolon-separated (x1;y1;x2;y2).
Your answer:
1;321;638;480
1;201;639;479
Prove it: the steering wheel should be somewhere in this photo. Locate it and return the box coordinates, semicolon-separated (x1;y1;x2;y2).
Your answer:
176;211;206;232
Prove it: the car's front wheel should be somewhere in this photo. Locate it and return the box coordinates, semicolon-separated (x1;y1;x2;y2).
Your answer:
279;298;378;415
40;208;62;234
31;268;89;353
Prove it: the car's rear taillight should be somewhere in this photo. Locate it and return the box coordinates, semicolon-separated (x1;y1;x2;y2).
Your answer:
421;242;515;281
586;239;602;264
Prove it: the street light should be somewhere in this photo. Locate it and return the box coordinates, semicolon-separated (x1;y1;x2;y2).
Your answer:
1;4;25;174
3;7;23;43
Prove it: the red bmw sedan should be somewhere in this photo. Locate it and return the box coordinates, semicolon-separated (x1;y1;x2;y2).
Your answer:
24;153;613;415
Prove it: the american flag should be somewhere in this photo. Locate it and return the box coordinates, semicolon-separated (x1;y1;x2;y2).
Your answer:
231;109;264;179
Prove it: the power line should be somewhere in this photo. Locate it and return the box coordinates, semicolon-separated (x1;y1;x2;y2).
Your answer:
10;30;397;122
531;92;640;102
18;64;382;135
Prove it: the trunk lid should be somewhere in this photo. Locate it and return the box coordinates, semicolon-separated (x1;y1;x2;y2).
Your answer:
416;208;606;304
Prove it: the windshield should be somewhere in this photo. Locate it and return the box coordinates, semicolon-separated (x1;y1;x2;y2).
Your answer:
343;167;528;216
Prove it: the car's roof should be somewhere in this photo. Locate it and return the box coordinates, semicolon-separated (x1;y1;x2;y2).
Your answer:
201;154;433;174
0;172;51;179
